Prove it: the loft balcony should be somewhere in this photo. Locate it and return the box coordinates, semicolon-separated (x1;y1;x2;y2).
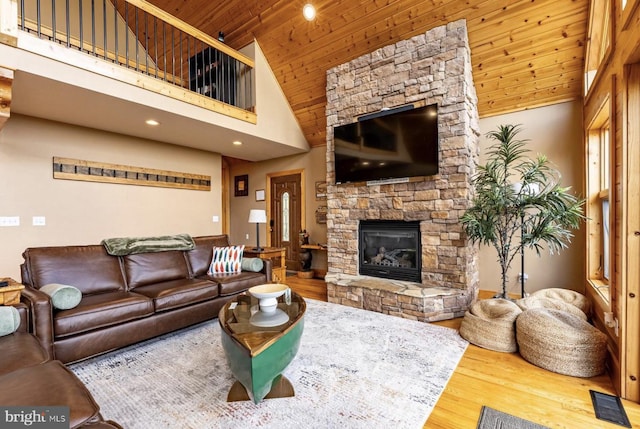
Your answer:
0;0;308;160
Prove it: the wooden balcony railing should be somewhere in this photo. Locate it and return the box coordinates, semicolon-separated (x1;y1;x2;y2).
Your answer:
12;0;255;118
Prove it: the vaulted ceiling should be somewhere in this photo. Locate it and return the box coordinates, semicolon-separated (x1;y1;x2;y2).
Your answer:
144;0;589;148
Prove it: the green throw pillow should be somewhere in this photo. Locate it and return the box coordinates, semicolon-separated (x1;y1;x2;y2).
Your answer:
0;306;20;337
241;257;264;272
40;283;82;310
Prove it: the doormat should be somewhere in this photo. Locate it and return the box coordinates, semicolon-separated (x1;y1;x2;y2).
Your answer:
476;406;550;429
590;390;632;427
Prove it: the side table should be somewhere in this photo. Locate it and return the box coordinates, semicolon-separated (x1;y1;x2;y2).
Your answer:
0;278;25;306
244;247;286;283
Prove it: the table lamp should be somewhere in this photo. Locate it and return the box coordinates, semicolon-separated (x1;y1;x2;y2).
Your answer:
248;209;267;251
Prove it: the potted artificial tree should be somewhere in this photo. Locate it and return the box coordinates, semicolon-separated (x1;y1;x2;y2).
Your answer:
461;124;586;299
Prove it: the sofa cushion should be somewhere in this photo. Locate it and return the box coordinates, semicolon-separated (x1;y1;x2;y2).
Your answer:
0;360;101;428
185;235;231;277
123;251;190;289
22;245;126;294
241;257;264;272
204;271;267;296
208;245;244;275
132;278;219;312
0;306;20;337
54;291;154;338
0;332;49;376
41;283;82;310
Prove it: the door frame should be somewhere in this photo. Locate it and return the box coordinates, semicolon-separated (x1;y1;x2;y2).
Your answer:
265;169;306;248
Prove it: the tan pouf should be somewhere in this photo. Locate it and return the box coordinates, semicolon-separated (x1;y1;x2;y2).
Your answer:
515;296;587;321
531;288;590;317
516;308;607;377
459;299;523;353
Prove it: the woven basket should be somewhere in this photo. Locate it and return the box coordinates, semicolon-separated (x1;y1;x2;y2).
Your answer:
515;296;587;321
516;308;607;377
459;299;522;353
531;288;590;317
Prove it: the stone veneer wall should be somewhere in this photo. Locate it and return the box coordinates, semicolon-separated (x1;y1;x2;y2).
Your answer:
324;20;481;320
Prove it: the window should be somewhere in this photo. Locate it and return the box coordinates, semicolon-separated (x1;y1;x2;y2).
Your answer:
281;192;290;242
586;99;612;303
584;0;612;95
621;0;639;30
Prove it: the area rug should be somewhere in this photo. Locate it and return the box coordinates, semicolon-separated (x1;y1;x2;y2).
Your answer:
476;406;551;429
70;299;468;429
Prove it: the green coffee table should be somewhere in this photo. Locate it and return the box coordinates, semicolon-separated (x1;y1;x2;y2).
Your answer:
218;287;306;404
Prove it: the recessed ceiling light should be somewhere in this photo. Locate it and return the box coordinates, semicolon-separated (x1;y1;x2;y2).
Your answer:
145;119;160;126
233;140;243;146
303;4;316;21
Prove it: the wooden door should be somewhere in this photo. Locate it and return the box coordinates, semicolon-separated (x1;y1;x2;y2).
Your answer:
270;173;302;271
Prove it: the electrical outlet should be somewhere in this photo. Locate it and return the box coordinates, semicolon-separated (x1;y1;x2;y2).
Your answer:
518;272;529;282
212;215;219;223
246;234;250;240
0;216;20;227
33;216;46;226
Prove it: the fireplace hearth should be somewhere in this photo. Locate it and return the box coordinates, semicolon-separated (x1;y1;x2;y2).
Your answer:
359;220;421;282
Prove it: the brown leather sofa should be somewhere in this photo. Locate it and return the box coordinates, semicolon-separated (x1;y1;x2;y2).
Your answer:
0;303;122;429
19;234;272;363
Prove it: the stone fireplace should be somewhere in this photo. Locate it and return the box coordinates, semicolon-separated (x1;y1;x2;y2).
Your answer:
324;20;480;322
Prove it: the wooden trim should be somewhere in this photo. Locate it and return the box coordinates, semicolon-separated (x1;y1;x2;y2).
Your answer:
123;0;254;68
623;63;640;401
0;0;18;46
52;157;211;191
266;169;306;248
621;0;640;30
0;65;12;130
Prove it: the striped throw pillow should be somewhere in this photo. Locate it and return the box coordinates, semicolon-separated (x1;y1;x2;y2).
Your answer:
208;245;245;274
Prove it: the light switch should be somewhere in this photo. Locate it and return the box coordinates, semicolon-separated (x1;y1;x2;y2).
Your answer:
212;215;219;222
33;216;46;226
0;216;20;227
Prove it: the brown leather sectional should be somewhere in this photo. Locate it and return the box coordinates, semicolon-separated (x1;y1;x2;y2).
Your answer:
19;234;272;363
0;304;122;429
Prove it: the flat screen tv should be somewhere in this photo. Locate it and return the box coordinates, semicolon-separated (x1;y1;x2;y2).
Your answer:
332;103;439;184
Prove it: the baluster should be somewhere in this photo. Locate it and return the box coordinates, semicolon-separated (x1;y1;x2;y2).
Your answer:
36;0;41;37
19;0;25;30
143;10;148;75
90;0;96;56
51;0;56;42
102;0;106;61
125;1;130;67
113;0;118;63
78;0;82;52
65;0;70;48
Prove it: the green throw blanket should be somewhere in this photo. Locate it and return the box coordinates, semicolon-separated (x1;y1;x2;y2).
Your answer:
102;233;195;256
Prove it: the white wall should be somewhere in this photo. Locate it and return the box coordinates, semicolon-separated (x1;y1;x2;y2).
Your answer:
477;101;586;295
0;115;223;280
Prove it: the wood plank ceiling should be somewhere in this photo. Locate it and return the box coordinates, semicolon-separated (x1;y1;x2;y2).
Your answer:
142;0;589;148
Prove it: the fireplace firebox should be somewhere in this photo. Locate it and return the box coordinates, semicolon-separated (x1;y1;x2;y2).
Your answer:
359;220;421;282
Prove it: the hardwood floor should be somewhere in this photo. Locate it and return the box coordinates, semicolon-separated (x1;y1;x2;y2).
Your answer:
286;276;640;428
